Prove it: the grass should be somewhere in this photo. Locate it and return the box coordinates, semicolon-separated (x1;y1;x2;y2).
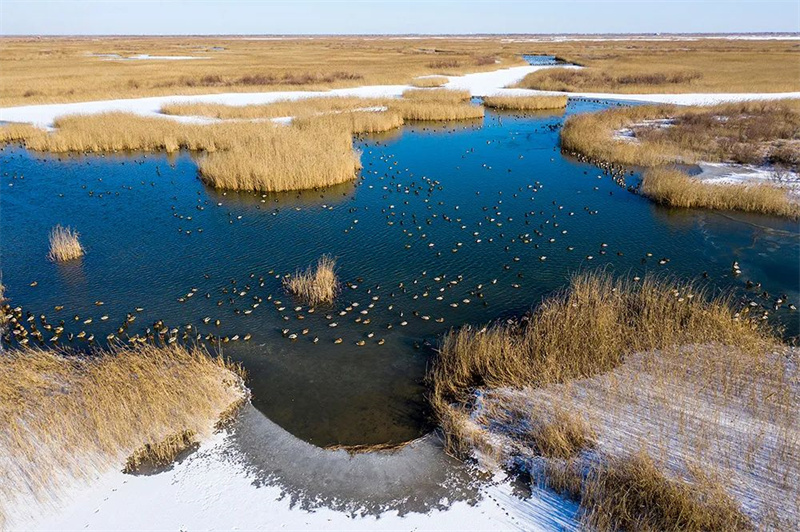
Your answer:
428;270;793;529
0;36;527;105
123;429;197;474
483;95;568;111
0;343;246;528
161;96;389;120
516;67;704;93
641;168;799;217
1;113;362;193
400;88;471;103
283;255;339;306
410;76;449;88
560;100;800;217
47;225;84;263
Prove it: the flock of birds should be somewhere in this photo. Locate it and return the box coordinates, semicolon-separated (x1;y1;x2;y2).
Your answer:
1;106;797;353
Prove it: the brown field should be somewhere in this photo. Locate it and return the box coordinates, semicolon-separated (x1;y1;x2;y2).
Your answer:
0;343;246;528
0;37;797;106
483;94;568;110
429;271;796;529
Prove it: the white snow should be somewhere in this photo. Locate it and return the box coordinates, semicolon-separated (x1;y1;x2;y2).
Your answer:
3;63;798;129
17;404;580;531
694;162;800;197
88;53;210;61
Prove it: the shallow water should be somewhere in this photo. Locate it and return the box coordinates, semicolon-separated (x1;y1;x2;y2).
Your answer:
2;100;798;448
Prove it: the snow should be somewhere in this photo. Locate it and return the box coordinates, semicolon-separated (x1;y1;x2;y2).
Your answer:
18;404;580;531
88;53;210;61
694;162;800;197
3;63;799;129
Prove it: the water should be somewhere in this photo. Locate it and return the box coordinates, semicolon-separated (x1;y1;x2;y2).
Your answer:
2;101;798;448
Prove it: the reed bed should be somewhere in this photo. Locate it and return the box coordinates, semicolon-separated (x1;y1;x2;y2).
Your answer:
161;96;389;120
47;225;84;263
429;271;790;529
561;100;800;216
409;76;449;88
641;168;799;217
390;100;484;121
0;343;247;528
516;67;704;93
1;113;361;193
400;88;471;103
483;95;568;111
294;110;405;135
283;255;338;306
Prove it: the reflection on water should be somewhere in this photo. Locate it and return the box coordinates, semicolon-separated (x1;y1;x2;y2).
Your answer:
2;100;798;448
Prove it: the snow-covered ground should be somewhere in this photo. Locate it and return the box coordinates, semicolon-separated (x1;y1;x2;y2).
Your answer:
17;404;579;531
87;53;211;61
694;162;800;198
2;63;799;129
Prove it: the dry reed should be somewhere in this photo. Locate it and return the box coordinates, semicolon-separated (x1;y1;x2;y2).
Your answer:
0;343;247;528
428;271;786;529
641;168;798;217
283;255;339;306
409;76;449;88
123;430;197;474
483;95;568;111
47;225;84;263
400;88;471;103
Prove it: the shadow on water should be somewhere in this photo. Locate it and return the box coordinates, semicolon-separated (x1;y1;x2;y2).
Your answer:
2;99;798;451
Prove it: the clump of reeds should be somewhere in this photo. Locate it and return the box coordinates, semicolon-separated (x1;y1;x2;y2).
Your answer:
516;67;703;93
390;100;484;121
161;96;389;120
123;430;197;474
483;95;568;111
429;270;787;529
409;76;448;88
0;343;247;528
47;225;84;262
548;451;751;531
294;110;404;135
400;88;471;103
641;168;798;218
283;255;338;306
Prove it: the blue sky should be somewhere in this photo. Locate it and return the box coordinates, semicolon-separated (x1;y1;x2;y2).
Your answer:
1;1;798;35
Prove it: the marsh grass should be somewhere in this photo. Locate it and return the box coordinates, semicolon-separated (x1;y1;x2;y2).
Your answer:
641;168;799;217
410;76;449;88
2;113;361;193
429;271;789;529
47;225;84;263
400;88;471;103
483;95;568;111
284;255;339;306
123;430;198;474
0;343;246;528
517;67;704;93
161;96;389;120
561;100;800;216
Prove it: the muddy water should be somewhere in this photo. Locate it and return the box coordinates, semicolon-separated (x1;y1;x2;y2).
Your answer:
2;100;798;447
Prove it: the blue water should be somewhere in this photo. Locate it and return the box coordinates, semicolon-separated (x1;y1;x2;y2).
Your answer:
2;100;798;446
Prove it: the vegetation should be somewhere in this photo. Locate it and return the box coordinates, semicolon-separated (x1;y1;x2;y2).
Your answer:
47;225;84;263
1;113;362;193
123;430;198;474
409;76;449;88
516;67;703;93
429;271;794;529
0;343;246;528
641;168;799;217
161;96;389;120
400;88;471;103
483;95;568;111
284;255;339;306
561;100;800;217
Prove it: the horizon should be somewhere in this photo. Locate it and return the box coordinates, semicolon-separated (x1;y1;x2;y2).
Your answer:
2;1;798;36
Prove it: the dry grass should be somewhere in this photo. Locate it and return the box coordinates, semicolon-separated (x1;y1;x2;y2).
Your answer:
0;36;528;105
47;225;84;263
483;95;568;111
428;270;792;529
561;100;800;217
400;88;471;103
0;343;246;528
517;67;704;93
641;168;799;217
123;430;197;474
390;100;484;121
160;96;389;120
410;76;449;88
1;113;361;192
283;255;339;306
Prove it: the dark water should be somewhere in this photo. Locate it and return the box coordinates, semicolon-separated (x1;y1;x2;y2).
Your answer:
2;101;799;447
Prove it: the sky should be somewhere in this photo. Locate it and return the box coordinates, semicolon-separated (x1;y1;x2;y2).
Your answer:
1;1;798;36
